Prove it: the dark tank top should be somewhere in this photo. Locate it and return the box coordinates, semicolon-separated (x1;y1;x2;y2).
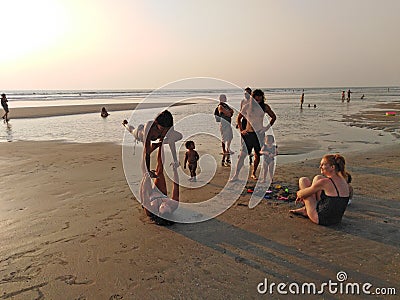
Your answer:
317;178;350;226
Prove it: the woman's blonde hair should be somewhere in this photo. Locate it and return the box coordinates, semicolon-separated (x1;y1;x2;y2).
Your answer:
323;154;351;181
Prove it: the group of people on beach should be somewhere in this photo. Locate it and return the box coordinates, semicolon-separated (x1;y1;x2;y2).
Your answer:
214;88;277;183
123;87;352;227
1;88;353;227
301;89;360;108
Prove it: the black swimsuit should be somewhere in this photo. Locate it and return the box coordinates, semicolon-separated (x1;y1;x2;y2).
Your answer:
316;178;350;226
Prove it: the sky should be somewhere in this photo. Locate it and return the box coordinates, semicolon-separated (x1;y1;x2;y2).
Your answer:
1;0;399;90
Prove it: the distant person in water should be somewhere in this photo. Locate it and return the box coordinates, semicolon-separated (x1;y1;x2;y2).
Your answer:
347;90;352;102
361;94;365;99
300;89;305;109
341;91;345;102
1;93;9;122
101;107;109;118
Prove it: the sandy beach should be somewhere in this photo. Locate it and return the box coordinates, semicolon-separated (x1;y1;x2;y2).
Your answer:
0;106;399;299
2;0;399;296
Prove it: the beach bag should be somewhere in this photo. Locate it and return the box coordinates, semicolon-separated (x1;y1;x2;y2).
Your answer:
214;106;221;122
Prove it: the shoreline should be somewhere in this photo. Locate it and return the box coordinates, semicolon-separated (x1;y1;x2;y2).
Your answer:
7;101;199;119
3;102;398;166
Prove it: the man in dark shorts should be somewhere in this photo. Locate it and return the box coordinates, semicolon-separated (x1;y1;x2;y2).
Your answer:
230;89;276;181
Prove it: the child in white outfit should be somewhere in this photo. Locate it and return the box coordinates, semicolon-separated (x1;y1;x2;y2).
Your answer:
260;135;277;183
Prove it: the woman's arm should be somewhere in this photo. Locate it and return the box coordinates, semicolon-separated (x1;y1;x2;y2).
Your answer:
218;104;233;117
167;140;180;168
259;145;268;155
237;112;244;130
143;122;153;173
140;172;153;205
237;112;248;135
297;178;325;199
264;104;277;126
171;165;179;202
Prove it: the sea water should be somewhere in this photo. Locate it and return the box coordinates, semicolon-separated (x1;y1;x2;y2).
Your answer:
0;87;398;163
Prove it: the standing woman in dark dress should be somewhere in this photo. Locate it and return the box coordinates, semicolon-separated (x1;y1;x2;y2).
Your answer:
290;154;351;225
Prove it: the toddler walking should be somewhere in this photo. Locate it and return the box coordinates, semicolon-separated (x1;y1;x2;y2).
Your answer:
184;141;199;182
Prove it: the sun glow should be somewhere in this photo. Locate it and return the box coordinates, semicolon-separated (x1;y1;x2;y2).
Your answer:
0;1;69;64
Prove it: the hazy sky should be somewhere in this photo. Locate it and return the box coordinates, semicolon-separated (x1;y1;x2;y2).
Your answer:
1;0;399;90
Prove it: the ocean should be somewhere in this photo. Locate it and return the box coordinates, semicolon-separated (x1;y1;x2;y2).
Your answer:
1;86;399;164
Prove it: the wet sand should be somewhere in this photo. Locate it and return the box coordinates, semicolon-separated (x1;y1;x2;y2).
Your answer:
8;101;196;119
343;101;400;138
0;140;399;298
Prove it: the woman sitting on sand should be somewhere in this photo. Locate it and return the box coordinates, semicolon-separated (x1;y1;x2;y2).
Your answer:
140;143;179;226
290;154;351;226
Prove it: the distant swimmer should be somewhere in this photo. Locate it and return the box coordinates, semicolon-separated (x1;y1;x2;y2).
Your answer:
347;90;352;102
101;107;109;118
341;91;345;102
361;94;365;99
300;89;305;109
